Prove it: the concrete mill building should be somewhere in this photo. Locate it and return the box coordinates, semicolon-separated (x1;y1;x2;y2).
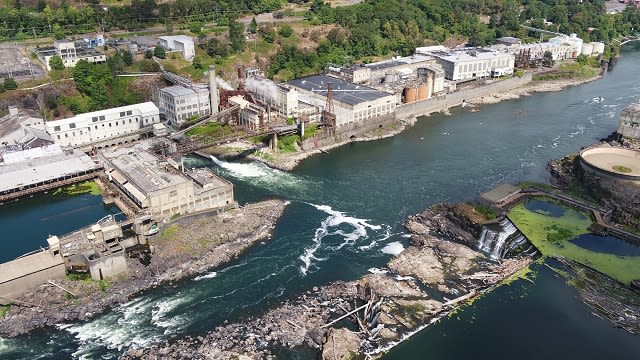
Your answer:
99;143;234;218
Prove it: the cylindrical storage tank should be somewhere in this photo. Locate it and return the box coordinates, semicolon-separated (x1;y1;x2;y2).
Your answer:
417;85;428;101
581;43;593;56
425;73;434;99
591;42;605;55
404;87;417;103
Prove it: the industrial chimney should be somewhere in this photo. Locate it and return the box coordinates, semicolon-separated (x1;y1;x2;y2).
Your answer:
209;65;220;114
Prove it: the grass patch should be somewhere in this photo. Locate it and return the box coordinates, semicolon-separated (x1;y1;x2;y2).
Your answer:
53;181;102;197
185;122;223;137
66;272;91;281
0;304;10;318
612;165;632;173
508;200;640;285
160;224;180;239
532;63;599;81
474;204;497;220
277;134;300;153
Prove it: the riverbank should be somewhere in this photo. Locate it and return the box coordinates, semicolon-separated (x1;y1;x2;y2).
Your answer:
204;66;603;172
124;203;532;359
0;200;287;338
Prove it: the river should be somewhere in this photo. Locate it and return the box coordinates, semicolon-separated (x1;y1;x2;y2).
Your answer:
1;44;640;359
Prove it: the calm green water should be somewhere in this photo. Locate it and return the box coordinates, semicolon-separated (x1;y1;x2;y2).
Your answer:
2;44;640;359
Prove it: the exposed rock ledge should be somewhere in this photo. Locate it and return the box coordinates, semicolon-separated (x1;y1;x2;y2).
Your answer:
0;200;287;338
125;203;531;359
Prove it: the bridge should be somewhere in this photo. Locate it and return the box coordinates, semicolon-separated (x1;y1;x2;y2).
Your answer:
175;123;300;154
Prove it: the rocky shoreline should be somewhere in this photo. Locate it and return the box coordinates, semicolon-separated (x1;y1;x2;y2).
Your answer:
125;203;532;359
206;69;603;173
0;200;287;338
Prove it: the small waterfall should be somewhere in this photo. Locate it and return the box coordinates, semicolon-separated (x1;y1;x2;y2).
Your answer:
477;218;536;259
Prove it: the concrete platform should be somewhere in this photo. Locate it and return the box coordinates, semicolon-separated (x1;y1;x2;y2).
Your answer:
0;251;65;304
580;147;640;183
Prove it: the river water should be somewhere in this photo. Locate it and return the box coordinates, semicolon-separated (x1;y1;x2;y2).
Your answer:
2;44;640;359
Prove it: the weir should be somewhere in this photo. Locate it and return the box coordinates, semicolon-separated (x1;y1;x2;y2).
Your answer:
477;217;537;259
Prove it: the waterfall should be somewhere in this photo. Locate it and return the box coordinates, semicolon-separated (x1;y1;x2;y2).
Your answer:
477;218;536;259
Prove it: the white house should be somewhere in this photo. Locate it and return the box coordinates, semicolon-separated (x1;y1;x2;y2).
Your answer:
157;35;195;62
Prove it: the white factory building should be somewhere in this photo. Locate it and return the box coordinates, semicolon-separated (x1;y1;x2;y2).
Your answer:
158;35;196;62
228;95;267;130
37;40;107;71
417;46;514;82
245;77;299;120
0;144;100;199
99;143;234;217
154;85;211;128
46;102;160;148
287;75;397;127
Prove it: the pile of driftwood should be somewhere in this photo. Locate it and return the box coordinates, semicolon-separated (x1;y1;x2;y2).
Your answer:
321;283;385;341
555;257;640;334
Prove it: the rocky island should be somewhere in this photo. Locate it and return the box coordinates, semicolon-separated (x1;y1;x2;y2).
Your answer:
123;203;532;359
0;200;287;338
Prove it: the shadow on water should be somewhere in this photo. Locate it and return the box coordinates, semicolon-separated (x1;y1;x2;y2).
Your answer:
571;233;640;257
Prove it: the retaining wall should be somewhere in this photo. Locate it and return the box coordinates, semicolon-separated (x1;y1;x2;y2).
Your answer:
0;252;65;304
395;73;533;119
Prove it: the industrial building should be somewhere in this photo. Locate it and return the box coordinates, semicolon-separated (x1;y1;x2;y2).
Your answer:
228;95;267;129
418;46;515;82
365;54;437;85
618;101;640;140
0;106;51;148
0;144;101;202
158;35;196;62
155;85;211;128
35;39;107;71
99;143;234;217
287;74;396;127
245;77;299;120
46;102;160;148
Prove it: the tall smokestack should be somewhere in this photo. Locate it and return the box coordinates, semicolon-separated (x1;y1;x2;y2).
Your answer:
209;65;219;114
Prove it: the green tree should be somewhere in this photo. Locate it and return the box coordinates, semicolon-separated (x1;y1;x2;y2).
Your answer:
3;78;18;91
249;17;258;34
576;54;588;66
543;51;555;67
122;50;133;66
206;38;229;58
49;55;65;71
279;24;293;38
144;49;153;59
153;46;166;59
229;20;246;53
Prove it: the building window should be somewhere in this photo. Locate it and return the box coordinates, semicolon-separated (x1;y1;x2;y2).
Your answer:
54;125;61;131
109;123;112;127
99;115;105;120
126;110;132;116
92;117;98;122
57;135;60;139
120;112;125;117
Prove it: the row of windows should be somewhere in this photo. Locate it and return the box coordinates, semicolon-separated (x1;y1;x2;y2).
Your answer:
52;117;155;132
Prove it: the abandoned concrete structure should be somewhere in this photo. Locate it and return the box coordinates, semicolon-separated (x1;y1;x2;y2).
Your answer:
99;143;234;218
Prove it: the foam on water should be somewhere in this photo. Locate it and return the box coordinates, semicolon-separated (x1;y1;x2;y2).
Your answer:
368;267;389;275
208;156;314;197
299;203;385;275
61;292;193;358
381;241;405;255
210;155;267;177
193;271;218;281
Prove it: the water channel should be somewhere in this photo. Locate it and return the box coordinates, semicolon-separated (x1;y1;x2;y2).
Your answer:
2;43;640;359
